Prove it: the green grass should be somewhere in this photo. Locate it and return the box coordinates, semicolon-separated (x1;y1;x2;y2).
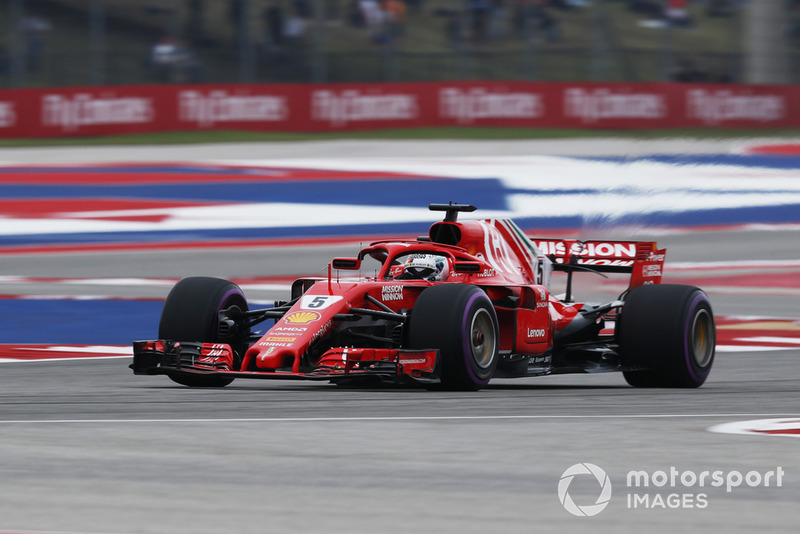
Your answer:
1;127;799;147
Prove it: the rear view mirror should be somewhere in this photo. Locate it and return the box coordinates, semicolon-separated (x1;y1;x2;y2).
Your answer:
453;261;482;273
332;258;361;270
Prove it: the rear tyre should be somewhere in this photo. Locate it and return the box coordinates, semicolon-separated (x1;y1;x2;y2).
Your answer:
159;276;249;387
408;284;499;391
618;284;715;388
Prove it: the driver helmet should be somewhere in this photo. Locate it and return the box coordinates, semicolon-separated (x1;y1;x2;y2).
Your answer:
401;254;449;281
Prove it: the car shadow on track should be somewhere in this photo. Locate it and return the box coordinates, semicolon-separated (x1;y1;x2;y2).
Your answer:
134;381;635;392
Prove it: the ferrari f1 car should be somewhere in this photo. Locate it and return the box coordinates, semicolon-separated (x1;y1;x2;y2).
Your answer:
132;203;716;390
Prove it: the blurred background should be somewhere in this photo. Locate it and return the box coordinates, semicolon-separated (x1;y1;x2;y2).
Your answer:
0;0;795;88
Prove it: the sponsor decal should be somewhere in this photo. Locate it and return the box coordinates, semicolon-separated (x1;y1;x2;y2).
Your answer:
200;344;230;359
284;311;322;325
311;89;418;126
310;320;332;345
0;102;16;128
533;241;637;259
686;89;785;124
564;87;666;123
272;326;308;333
381;285;403;301
399;358;428;365
179;89;288;127
439;87;543;124
41;93;154;132
389;264;405;279
264;336;297;343
259;341;291;347
642;264;662;277
581;259;635;267
527;328;546;339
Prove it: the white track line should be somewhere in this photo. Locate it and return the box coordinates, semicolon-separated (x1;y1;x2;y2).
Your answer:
0;413;797;425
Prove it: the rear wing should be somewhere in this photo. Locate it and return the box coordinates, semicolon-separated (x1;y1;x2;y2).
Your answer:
530;238;666;289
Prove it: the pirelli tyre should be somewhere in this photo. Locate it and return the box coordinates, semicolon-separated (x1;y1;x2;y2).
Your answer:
618;284;715;388
408;284;499;391
158;276;249;387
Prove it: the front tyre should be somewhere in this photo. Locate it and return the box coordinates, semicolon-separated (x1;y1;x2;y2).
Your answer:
618;284;715;388
159;276;249;387
408;284;499;391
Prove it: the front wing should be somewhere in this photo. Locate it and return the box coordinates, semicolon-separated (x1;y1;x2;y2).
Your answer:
131;340;440;386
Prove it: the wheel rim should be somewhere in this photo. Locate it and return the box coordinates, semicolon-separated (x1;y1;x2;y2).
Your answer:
691;308;714;368
470;308;496;369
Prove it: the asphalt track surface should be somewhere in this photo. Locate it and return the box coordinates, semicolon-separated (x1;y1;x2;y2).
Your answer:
1;139;799;534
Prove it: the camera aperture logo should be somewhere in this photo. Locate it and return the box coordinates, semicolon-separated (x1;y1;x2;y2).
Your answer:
559;463;785;516
558;463;612;517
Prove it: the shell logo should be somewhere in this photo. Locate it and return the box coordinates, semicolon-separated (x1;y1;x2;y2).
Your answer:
284;311;321;325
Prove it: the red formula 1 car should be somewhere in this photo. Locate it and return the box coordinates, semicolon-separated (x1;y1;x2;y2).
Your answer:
132;203;716;390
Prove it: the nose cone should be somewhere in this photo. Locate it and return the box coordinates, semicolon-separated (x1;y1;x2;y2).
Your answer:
248;345;295;370
241;287;355;372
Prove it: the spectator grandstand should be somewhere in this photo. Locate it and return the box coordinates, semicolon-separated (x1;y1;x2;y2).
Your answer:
0;0;788;87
